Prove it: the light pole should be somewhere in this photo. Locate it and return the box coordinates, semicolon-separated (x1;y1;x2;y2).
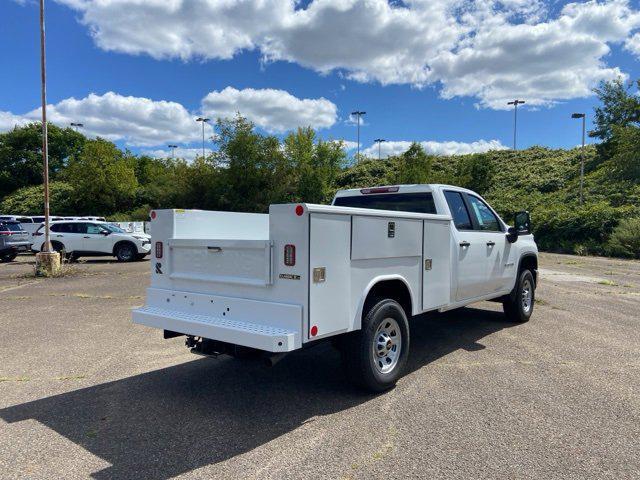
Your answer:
167;144;178;159
39;0;52;255
374;138;386;160
351;111;366;162
70;122;83;132
572;113;586;205
507;99;525;150
195;117;210;159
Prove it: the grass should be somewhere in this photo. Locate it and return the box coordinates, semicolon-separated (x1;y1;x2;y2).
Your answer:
597;279;619;286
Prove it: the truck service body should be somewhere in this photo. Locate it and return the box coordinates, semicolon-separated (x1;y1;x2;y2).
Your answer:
133;184;538;390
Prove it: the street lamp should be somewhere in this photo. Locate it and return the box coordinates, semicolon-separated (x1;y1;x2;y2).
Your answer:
70;122;83;132
39;0;52;255
374;138;386;160
167;144;178;159
571;113;586;205
195;117;210;159
507;99;525;150
351;111;366;161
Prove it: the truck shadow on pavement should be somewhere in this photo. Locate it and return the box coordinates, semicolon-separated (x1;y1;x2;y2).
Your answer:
1;307;516;479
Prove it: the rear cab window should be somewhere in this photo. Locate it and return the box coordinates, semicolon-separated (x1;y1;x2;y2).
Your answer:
443;191;473;230
1;222;24;232
333;192;437;214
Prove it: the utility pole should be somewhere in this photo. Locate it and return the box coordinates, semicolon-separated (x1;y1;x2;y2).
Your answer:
507;99;525;150
39;0;51;254
374;138;386;160
572;113;586;205
351;111;366;162
168;144;178;159
195;117;210;159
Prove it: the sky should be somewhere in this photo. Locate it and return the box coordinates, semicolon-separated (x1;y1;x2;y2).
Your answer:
1;0;639;161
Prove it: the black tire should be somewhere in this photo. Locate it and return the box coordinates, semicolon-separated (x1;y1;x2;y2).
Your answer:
115;242;136;262
68;253;80;262
134;253;147;261
342;299;410;392
0;252;17;263
503;269;535;323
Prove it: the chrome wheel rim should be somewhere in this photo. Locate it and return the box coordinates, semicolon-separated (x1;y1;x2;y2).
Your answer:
372;317;402;374
521;279;533;314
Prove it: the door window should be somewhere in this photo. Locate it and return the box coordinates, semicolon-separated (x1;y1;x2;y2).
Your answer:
50;223;71;233
86;223;104;234
467;196;501;232
444;191;473;230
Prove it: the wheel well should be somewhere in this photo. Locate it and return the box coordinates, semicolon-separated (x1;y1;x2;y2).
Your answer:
112;240;136;256
519;255;538;285
363;279;412;319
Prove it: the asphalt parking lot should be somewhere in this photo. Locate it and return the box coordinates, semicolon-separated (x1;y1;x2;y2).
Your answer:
1;253;639;479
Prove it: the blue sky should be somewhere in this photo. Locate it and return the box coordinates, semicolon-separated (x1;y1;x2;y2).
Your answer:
2;0;639;160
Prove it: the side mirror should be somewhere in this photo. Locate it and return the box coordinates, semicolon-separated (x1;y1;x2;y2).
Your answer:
514;211;531;234
506;226;519;243
101;230;110;236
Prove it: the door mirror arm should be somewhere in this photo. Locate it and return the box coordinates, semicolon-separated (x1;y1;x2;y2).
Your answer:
506;226;519;243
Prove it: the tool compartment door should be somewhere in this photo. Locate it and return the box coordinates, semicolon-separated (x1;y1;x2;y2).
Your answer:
422;219;452;310
308;213;351;339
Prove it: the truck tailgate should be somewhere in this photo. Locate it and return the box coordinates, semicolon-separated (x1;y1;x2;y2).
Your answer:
168;239;273;287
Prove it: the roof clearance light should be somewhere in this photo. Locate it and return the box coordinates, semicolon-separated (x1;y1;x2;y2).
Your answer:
295;205;304;216
150;211;157;220
310;325;318;337
360;186;400;194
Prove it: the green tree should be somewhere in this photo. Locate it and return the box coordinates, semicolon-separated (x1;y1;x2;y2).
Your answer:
591;78;640;142
63;139;138;214
455;153;495;195
394;143;433;184
0;122;85;198
0;181;75;215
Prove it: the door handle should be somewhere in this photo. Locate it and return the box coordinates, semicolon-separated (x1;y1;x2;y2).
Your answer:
83;236;90;239
55;235;63;238
459;241;470;247
486;241;495;246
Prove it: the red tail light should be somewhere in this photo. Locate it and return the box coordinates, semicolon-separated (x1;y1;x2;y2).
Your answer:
284;244;295;266
0;231;10;236
155;241;163;258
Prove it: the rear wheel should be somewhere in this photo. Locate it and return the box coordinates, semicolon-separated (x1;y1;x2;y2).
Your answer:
503;269;535;323
115;242;136;262
342;299;410;392
134;253;147;261
0;252;17;262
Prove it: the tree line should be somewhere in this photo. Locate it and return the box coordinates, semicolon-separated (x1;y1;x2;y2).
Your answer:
1;79;638;257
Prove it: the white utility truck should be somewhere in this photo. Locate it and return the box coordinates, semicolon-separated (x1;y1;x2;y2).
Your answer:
133;184;538;391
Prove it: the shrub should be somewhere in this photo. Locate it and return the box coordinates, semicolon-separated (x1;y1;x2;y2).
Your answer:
606;217;640;258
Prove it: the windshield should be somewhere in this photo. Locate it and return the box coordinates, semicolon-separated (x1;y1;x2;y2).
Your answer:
334;192;437;214
103;224;126;233
1;222;23;232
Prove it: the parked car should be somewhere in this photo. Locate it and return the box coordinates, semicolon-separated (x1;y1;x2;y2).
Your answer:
133;184;538;391
0;221;32;262
31;221;151;262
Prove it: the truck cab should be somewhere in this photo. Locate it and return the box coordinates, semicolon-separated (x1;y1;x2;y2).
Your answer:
133;184;538;391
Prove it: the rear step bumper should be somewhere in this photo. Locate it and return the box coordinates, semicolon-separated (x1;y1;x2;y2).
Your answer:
132;288;302;352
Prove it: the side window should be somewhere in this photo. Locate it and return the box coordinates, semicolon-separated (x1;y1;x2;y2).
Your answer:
444;191;473;230
467;195;501;231
50;224;68;233
86;223;104;234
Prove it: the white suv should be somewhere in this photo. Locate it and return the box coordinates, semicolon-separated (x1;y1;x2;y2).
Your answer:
31;221;151;262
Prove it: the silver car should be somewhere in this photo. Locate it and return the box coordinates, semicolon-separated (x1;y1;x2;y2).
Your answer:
0;221;32;262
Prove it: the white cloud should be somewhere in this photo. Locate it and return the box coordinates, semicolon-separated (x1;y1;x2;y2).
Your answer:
362;139;507;158
626;33;640;55
201;87;337;133
18;92;205;147
55;0;640;109
0;111;30;131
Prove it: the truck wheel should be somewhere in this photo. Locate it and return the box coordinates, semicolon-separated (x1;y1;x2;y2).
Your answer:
503;269;535;323
0;252;17;262
343;299;410;392
115;243;136;262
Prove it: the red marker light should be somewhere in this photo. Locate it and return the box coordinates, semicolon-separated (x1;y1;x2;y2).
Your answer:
150;210;157;220
310;325;318;337
295;205;304;216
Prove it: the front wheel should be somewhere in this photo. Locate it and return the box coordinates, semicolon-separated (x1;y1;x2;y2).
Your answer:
115;243;136;262
503;269;535;323
0;252;17;263
342;299;410;392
